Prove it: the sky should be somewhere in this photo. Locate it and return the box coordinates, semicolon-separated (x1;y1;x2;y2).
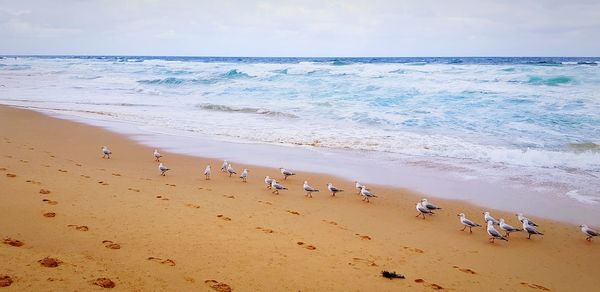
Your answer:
1;0;599;57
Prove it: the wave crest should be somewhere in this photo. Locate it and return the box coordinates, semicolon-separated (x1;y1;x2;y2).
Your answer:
196;104;297;118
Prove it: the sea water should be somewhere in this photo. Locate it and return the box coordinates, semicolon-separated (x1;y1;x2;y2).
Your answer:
1;56;599;223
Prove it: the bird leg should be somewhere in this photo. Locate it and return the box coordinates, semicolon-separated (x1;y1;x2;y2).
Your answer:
469;227;473;233
461;226;467;231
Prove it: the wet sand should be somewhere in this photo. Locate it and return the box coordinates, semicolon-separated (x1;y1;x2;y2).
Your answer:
0;105;599;291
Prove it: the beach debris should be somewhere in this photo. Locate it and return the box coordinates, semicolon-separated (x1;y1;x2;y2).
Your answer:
239;168;248;182
327;183;343;197
522;219;544;239
579;224;599;241
271;180;287;194
303;181;319;198
416;201;435;219
360;186;377;202
93;277;116;288
279;167;295;180
483;211;500;225
153;149;161;161
101;146;112;159
38;257;62;267
204;165;211;180
487;221;508;243
0;275;13;287
158;162;170;176
458;213;481;233
381;270;405;279
499;219;522;237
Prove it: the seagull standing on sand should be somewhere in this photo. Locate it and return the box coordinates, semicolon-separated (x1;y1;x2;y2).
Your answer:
483;211;500;225
158;162;170;176
487;221;508;243
271;180;287;194
355;181;365;194
204;165;211;180
499;218;522;237
240;169;249;182
327;183;343;197
220;160;228;172
280;168;295;180
153;149;162;161
101;146;112;159
226;164;236;177
579;224;599;241
303;181;319;198
421;198;441;211
415;201;434;219
360;186;377;202
458;213;481;233
264;176;274;189
522;219;544;239
516;213;539;227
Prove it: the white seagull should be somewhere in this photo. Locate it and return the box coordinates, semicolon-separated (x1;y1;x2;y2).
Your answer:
279;168;296;180
153;149;162;161
579;224;599;241
264;176;274;189
483;211;500;225
220;160;228;172
240;168;249;182
522;219;544;239
101;146;112;159
158;162;170;176
415;201;434;219
499;218;522;237
226;163;236;177
204;165;211;180
516;213;539;227
327;183;343;197
303;181;319;198
487;221;508;243
458;213;481;233
355;181;366;194
271;180;287;194
421;198;441;210
360;186;377;202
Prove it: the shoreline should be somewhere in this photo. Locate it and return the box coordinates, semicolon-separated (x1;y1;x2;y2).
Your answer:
3;102;599;224
1;105;599;290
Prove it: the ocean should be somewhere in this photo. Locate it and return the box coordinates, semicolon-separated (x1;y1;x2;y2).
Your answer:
1;56;599;223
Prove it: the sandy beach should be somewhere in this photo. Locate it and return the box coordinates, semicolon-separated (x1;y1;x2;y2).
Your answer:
1;105;599;291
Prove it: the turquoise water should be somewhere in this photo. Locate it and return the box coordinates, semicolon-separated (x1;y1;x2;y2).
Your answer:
1;56;599;214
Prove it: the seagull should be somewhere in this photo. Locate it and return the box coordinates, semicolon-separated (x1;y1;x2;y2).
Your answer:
421;198;441;210
457;213;481;233
280;168;295;180
240;168;249;182
220;160;228;172
153;149;162;161
226;164;236;177
579;224;599;241
360;186;377;202
487;221;508;243
101;146;112;159
327;183;343;197
499;218;522;237
522;219;544;239
158;163;170;176
271;180;287;194
355;181;365;194
303;181;319;198
483;211;500;225
415;201;434;219
203;165;211;180
516;213;539;227
264;176;274;189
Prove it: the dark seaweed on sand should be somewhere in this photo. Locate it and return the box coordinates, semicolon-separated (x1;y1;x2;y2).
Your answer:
381;270;405;279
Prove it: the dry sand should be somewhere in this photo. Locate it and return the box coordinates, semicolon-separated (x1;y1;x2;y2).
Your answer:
0;105;599;291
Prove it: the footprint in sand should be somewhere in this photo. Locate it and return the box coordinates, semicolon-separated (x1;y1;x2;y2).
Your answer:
520;282;550;291
350;257;378;267
414;279;444;290
184;203;201;209
156;195;169;200
75;163;82;167
355;234;372;240
58;169;67;173
286;210;300;215
111;173;121;176
97;181;109;186
0;275;13;287
256;227;274;234
102;240;121;249
3;238;25;247
223;195;235;199
80;175;90;178
0;167;6;171
67;225;89;231
257;200;272;205
147;257;176;266
43;199;58;205
43;212;56;218
217;215;232;221
452;266;476;275
6;173;17;178
19;159;28;163
127;188;140;192
403;246;424;254
26;179;42;185
39;189;51;194
165;183;176;187
93;277;116;288
204;280;232;292
38;257;62;268
296;241;317;250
